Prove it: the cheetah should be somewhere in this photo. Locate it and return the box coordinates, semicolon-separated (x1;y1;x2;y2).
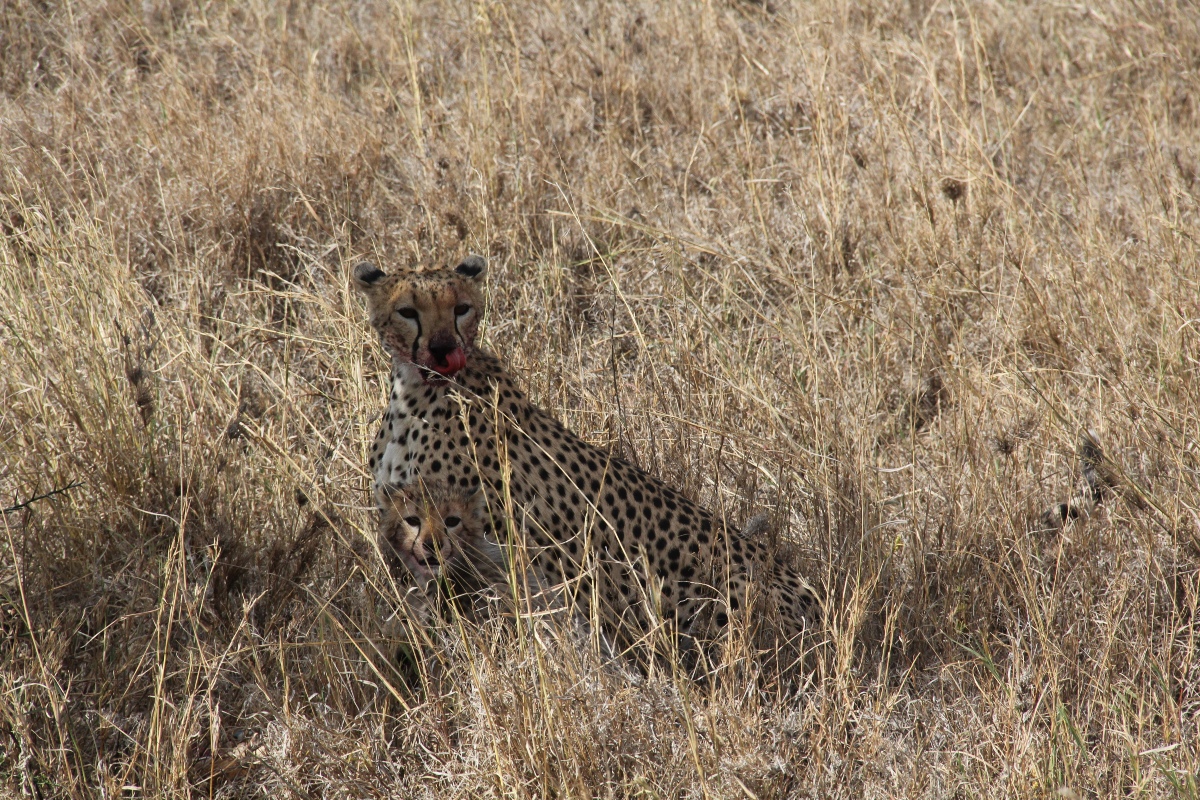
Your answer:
376;478;504;590
353;256;818;656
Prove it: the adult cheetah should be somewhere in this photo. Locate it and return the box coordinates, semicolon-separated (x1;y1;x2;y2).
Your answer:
354;256;818;654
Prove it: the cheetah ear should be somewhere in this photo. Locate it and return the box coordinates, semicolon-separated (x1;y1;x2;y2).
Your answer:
454;255;487;281
466;483;487;513
375;481;400;506
352;261;388;292
740;513;770;539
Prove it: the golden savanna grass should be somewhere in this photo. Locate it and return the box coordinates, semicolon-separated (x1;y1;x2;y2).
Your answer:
2;0;1199;796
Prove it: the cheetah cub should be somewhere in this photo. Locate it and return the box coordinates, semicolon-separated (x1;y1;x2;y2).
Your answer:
376;479;505;599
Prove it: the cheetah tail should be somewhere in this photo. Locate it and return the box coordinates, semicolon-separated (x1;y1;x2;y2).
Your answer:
1039;430;1117;530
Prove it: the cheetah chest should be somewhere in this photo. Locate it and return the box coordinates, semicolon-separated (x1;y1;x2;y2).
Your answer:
372;379;484;492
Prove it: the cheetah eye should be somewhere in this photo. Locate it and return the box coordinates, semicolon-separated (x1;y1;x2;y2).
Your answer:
396;307;419;320
443;516;461;528
403;516;421;528
453;304;471;316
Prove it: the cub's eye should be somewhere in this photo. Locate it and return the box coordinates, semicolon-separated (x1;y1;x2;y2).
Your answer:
397;307;419;319
443;516;462;528
453;304;471;316
403;516;421;528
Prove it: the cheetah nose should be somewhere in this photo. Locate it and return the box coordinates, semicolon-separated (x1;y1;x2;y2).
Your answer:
416;539;442;566
429;340;456;366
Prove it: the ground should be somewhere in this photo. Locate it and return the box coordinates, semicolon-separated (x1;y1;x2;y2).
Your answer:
1;1;1198;798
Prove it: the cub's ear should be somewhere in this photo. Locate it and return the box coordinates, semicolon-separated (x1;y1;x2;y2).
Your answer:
375;481;402;506
454;255;487;280
740;513;770;539
352;261;388;292
466;483;487;513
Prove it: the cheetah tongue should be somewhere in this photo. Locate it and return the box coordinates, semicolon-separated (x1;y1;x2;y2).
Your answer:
434;348;467;376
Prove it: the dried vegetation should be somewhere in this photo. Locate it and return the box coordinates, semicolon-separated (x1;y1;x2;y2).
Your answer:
1;0;1199;797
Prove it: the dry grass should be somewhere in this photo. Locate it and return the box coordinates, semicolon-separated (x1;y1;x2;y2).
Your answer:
2;0;1199;796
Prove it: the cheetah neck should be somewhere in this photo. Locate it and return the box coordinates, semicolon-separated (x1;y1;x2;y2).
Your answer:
390;361;435;402
388;352;504;407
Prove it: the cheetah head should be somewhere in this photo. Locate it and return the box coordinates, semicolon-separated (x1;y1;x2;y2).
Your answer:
352;255;487;383
376;479;489;584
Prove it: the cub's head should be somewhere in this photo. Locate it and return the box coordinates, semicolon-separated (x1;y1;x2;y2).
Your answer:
352;256;487;381
376;479;489;584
